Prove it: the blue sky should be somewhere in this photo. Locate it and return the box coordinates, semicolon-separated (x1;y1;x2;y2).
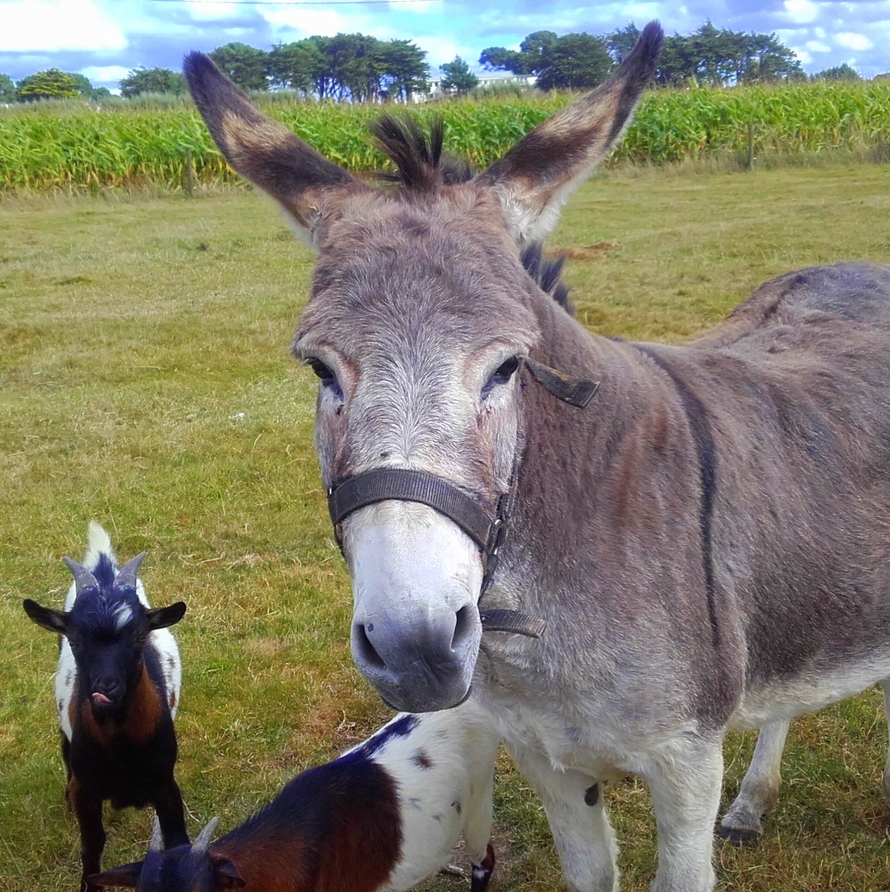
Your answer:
2;0;889;91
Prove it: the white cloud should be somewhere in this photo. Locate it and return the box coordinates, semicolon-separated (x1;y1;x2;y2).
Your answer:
0;0;127;52
81;65;130;82
805;40;831;53
413;33;465;69
835;32;873;51
258;6;358;37
782;0;820;24
390;0;444;15
185;0;244;21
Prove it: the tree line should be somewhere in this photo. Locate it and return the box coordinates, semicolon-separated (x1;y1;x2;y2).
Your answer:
0;22;879;105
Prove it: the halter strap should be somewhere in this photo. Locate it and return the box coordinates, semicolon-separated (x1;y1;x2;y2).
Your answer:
328;469;493;550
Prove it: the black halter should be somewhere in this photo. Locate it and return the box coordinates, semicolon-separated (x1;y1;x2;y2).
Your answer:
326;357;598;640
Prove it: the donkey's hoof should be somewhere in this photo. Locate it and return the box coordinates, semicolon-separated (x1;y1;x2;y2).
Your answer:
719;824;760;848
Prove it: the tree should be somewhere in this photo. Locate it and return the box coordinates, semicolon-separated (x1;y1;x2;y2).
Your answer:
16;69;80;101
380;39;429;102
812;63;862;81
267;40;325;95
209;42;268;91
605;23;641;64
440;56;478;95
479;30;612;91
480;46;523;72
739;32;805;83
0;73;15;103
536;34;613;90
650;24;804;86
120;67;188;98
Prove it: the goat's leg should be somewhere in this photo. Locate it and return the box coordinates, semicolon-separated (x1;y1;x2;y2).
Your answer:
67;778;105;892
505;740;617;892
61;734;73;807
719;720;789;845
153;779;190;848
643;732;723;892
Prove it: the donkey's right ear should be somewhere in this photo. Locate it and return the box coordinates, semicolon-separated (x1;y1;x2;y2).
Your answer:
22;599;69;635
183;52;369;247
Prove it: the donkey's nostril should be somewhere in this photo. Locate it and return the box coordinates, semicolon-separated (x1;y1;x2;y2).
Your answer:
354;623;387;670
452;605;475;652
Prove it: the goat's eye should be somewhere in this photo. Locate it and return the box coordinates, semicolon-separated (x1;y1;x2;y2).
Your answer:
482;356;521;398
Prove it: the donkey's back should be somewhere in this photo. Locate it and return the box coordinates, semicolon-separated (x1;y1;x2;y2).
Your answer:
696;262;890;347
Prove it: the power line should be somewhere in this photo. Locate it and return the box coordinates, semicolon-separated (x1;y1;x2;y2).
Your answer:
143;0;439;5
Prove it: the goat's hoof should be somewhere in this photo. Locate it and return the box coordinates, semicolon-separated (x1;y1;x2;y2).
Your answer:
718;824;760;848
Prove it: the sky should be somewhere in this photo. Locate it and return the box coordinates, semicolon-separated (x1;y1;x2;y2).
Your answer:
2;0;889;92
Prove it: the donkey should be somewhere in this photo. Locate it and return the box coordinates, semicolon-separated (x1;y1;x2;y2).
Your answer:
183;24;890;892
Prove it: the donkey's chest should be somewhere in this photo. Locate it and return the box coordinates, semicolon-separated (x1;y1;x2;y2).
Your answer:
474;646;659;778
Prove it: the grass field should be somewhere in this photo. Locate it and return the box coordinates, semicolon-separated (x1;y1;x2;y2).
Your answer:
2;162;890;891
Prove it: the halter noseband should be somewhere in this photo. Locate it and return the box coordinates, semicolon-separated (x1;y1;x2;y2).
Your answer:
325;357;598;640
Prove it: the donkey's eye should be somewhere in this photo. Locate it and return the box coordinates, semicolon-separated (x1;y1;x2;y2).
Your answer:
482;356;521;398
306;358;334;381
305;358;344;401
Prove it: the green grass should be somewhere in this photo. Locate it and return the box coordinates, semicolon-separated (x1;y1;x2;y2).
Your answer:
2;163;890;891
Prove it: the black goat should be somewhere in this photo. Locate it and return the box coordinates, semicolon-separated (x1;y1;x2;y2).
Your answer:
23;522;188;892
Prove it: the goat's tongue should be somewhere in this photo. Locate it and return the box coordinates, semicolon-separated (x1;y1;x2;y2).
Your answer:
91;692;112;706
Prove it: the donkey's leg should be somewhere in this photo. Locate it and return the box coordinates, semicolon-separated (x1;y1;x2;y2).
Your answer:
880;681;890;803
644;733;723;892
719;720;789;845
506;741;617;892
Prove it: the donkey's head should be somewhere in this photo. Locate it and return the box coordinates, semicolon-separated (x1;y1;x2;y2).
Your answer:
184;24;662;711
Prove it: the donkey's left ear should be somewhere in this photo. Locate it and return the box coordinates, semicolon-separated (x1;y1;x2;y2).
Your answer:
477;21;663;245
183;52;370;247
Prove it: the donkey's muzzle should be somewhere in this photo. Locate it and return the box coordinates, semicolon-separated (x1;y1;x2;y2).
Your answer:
351;604;481;713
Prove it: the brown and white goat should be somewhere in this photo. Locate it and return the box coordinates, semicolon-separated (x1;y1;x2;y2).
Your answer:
91;698;500;892
23;522;188;892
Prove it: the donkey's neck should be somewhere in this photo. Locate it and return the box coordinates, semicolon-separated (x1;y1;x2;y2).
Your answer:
511;297;689;604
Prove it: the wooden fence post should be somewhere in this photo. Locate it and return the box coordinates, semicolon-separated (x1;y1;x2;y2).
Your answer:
184;148;195;198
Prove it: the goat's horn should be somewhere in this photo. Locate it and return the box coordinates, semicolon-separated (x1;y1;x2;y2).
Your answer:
62;557;99;593
149;815;164;852
194;817;219;853
116;552;146;589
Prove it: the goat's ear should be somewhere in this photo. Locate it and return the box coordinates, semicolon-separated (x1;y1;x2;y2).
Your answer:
22;599;69;635
183;52;368;247
86;862;142;887
476;21;662;245
147;601;186;631
210;853;247;888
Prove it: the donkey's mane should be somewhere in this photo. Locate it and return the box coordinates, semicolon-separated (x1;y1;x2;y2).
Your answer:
370;114;474;190
370;115;573;315
521;243;574;316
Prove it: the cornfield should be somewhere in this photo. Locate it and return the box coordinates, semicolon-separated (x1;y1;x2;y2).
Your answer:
1;80;889;193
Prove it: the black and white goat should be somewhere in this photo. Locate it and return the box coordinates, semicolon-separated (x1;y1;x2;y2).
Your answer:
23;522;188;892
91;697;500;892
